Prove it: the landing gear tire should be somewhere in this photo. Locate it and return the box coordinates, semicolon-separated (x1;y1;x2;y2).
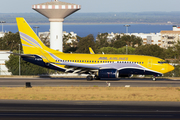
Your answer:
152;76;156;81
86;76;93;81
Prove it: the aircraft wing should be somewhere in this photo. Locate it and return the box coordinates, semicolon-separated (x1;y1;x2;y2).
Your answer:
53;62;100;69
53;62;114;74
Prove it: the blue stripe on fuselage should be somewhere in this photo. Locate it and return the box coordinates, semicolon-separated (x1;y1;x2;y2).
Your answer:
21;55;65;72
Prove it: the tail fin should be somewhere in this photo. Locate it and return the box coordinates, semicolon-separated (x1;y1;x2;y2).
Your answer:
16;17;63;55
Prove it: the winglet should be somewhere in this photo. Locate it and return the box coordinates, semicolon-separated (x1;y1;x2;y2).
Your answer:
89;47;95;54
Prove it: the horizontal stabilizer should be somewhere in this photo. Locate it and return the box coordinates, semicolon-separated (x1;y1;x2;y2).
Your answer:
8;52;35;58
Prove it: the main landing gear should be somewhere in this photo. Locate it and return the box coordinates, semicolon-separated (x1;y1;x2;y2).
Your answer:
86;75;100;81
94;75;100;80
86;75;93;81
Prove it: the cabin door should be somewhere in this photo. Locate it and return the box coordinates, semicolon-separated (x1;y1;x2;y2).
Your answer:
148;59;152;68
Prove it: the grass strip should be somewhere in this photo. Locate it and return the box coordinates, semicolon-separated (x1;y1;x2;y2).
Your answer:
0;87;180;101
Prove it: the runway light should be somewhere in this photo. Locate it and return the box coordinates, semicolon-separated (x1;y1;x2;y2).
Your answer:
106;81;111;87
125;85;130;87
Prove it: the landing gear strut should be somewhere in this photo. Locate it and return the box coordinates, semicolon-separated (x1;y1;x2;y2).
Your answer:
152;75;156;81
94;76;100;80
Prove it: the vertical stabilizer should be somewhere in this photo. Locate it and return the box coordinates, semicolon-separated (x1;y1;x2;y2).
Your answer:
16;17;63;55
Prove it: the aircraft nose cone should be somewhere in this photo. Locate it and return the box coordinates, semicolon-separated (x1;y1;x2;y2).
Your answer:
168;64;174;72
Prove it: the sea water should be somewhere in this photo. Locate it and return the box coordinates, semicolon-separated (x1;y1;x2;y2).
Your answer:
1;24;173;37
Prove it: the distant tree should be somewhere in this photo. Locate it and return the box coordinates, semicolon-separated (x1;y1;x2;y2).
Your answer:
112;35;126;48
63;34;78;53
131;35;143;47
110;35;142;48
120;35;131;46
0;32;21;51
164;47;177;59
76;34;96;53
99;46;135;54
99;47;118;54
117;46;135;54
174;41;180;59
135;44;165;59
95;33;109;50
5;51;48;75
39;32;50;48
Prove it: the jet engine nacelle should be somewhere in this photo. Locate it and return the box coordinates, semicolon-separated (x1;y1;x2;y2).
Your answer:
99;69;119;78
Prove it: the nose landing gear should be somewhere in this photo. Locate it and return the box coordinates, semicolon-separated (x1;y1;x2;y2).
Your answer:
152;75;156;81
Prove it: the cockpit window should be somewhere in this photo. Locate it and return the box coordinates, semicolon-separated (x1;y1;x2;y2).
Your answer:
158;61;167;64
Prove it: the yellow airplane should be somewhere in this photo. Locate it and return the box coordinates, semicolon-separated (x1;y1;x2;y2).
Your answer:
16;17;174;81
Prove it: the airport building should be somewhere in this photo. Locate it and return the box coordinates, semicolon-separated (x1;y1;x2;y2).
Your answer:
104;26;180;49
105;32;162;47
160;26;180;49
0;32;11;75
0;32;5;38
0;51;11;75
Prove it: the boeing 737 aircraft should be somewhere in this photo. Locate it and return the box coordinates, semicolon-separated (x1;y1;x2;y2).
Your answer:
16;18;174;81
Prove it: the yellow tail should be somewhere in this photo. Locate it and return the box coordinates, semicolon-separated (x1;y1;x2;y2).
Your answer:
16;17;63;55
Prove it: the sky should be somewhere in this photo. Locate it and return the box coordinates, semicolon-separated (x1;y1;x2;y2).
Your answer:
1;0;180;13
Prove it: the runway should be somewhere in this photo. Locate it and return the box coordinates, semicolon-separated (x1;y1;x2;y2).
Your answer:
0;100;180;120
0;78;180;119
0;77;180;87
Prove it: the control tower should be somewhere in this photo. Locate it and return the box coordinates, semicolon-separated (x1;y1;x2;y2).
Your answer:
32;0;81;52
